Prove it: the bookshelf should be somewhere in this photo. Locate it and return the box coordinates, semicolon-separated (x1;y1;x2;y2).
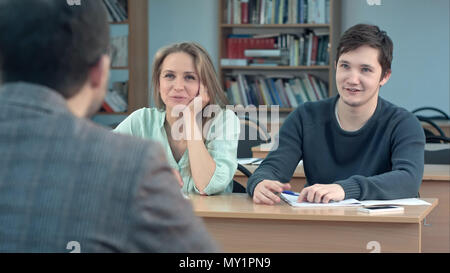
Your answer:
99;0;149;115
218;0;341;113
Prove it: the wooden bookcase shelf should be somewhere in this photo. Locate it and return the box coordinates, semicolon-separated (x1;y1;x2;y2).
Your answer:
98;0;148;115
220;23;330;28
221;65;330;70
218;0;341;113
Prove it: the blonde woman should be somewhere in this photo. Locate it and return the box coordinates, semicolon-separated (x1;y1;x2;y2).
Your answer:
114;42;240;195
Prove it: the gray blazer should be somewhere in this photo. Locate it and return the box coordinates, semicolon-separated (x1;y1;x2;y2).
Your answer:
0;82;217;252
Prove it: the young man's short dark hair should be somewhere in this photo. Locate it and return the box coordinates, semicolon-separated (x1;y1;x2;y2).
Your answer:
336;24;393;79
0;0;109;98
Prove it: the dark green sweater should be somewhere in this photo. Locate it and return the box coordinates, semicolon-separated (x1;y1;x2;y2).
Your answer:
247;96;425;200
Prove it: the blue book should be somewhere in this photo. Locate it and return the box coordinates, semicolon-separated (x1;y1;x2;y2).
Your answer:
264;79;277;105
247;83;259;107
267;78;283;106
227;34;253;38
283;0;288;24
274;0;280;24
298;0;303;23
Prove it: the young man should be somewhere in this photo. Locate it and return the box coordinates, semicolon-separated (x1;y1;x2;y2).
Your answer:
247;24;425;205
0;0;216;252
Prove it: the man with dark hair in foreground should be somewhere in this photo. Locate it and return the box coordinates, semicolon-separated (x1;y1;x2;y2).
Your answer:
0;0;216;252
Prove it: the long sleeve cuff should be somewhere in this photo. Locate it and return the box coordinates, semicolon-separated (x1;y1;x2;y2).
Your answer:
334;179;361;200
246;174;266;197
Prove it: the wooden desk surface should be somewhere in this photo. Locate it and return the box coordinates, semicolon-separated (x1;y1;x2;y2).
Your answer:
422;120;450;137
192;194;438;252
233;163;449;252
264;120;450;140
252;142;450;155
236;163;450;182
423;164;450;181
191;194;437;224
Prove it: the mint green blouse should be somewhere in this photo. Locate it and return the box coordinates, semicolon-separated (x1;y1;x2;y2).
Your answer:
113;107;240;195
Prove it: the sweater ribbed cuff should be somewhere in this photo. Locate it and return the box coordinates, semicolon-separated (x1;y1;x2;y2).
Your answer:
335;180;361;200
246;175;265;197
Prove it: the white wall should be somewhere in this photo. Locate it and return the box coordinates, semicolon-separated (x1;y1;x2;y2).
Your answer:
148;0;219;106
341;0;449;114
148;0;449;113
94;0;450;126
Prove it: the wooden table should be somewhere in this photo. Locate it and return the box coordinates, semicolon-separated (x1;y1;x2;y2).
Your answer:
265;120;450;142
251;143;450;159
418;164;450;252
251;143;273;159
422;120;450;137
191;194;437;253
234;164;449;252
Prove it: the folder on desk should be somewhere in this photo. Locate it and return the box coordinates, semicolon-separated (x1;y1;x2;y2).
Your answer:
280;193;432;208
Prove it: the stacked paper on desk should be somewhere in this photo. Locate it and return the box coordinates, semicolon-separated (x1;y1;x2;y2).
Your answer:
280;193;361;207
237;158;303;166
280;193;431;208
360;198;431;206
236;158;263;165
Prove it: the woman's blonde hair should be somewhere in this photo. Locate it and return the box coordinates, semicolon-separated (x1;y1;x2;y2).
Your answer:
151;42;228;110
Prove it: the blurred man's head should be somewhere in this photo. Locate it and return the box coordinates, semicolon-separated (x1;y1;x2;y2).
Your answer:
0;0;110;117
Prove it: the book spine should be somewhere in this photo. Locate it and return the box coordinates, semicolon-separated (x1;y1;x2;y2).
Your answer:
244;49;282;57
225;78;235;104
231;80;243;105
102;101;115;113
241;0;249;24
237;74;249;106
311;34;318;65
284;82;298;107
307;74;321;100
297;77;311;102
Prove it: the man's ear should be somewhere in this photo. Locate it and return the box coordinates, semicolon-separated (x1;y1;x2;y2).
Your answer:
88;55;110;89
380;69;391;87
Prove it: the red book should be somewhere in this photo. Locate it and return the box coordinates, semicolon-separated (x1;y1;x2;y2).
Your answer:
102;101;114;113
229;38;239;59
241;0;249;24
307;74;321;100
227;38;234;58
238;38;245;59
311;35;319;65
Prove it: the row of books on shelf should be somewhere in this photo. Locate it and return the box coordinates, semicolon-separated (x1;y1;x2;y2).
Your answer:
103;0;128;22
101;81;128;113
110;35;128;67
221;31;329;66
225;73;328;108
225;0;330;25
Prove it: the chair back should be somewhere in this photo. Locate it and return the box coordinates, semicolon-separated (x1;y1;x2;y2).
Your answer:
412;107;449;143
237;116;271;158
232;164;253;193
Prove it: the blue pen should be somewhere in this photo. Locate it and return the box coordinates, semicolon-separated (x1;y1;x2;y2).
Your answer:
282;190;299;196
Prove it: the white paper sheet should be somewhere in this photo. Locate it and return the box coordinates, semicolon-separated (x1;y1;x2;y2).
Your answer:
280;193;361;207
237;158;303;166
360;198;431;206
281;193;431;207
236;158;263;165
